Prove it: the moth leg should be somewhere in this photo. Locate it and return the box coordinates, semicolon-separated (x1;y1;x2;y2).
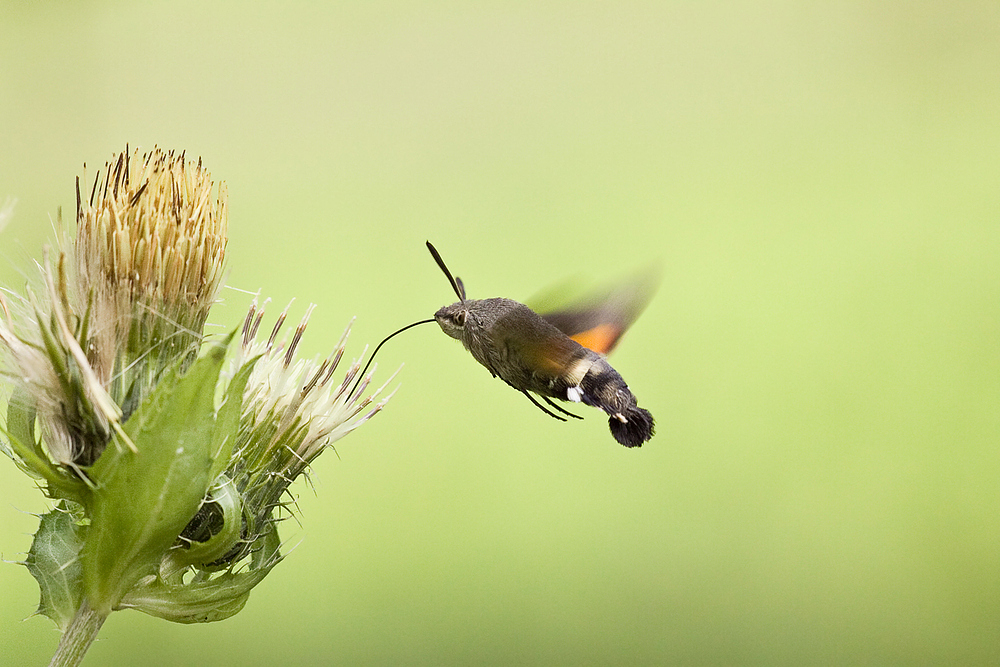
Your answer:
520;391;568;422
542;396;583;420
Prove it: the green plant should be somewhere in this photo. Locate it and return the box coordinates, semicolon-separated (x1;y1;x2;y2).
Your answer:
0;148;392;666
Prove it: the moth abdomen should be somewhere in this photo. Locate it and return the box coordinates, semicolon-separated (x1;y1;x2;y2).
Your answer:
576;360;654;448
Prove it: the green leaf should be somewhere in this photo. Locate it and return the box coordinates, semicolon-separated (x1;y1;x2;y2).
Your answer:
163;475;243;572
118;528;283;624
24;506;85;632
208;353;256;483
6;388;39;457
82;340;229;614
3;390;88;502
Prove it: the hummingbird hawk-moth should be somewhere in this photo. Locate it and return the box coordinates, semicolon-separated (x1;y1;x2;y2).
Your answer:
355;242;656;448
427;242;655;448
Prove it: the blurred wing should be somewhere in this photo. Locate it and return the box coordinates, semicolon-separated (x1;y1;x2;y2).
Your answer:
532;267;658;356
511;331;585;380
498;307;586;380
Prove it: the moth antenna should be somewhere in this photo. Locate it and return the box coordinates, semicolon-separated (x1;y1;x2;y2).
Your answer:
349;318;436;396
426;241;465;302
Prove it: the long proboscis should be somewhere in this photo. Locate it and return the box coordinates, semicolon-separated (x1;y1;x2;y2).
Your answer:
349;318;436;397
426;241;466;301
348;241;459;397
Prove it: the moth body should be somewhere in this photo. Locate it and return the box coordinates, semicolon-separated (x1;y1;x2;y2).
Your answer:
434;296;653;447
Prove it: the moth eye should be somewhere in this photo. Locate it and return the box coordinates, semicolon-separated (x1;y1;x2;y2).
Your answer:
453;311;467;327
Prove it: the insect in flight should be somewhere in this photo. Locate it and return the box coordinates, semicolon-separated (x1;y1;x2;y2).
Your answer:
355;242;656;447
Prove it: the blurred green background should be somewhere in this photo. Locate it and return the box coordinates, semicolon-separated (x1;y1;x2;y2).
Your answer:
1;1;998;664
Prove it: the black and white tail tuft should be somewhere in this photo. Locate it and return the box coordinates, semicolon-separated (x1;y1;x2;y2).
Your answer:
608;407;655;448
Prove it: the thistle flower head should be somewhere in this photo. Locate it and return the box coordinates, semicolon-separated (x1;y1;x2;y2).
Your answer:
234;297;395;473
74;146;228;392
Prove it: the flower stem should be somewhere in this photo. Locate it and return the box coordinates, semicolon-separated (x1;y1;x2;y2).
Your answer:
49;600;107;667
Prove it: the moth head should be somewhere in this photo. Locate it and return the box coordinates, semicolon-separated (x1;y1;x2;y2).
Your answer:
427;241;473;341
434;302;469;340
